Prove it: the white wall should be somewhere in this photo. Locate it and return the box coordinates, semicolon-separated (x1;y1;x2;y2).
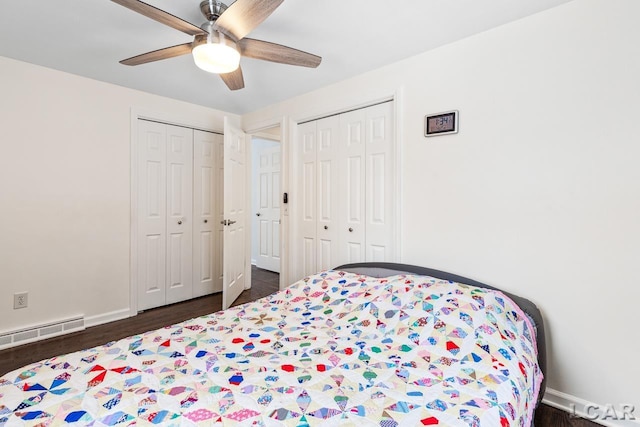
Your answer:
0;56;237;333
243;0;640;420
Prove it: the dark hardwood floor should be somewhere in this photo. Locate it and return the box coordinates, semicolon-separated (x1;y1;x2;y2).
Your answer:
535;407;602;427
0;266;279;377
0;266;597;427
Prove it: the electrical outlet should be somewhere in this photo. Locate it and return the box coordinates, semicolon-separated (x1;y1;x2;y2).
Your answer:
14;292;28;309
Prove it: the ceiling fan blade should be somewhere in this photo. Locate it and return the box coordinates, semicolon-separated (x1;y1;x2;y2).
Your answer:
111;0;205;36
220;66;245;90
214;0;284;40
239;38;321;68
120;43;193;66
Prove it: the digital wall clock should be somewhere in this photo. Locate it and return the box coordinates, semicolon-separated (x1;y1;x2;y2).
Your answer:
425;110;459;137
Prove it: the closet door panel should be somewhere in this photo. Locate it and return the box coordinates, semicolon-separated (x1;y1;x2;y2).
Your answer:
144;235;163;293
165;126;194;305
302;163;315;222
369;153;386;223
298;121;317;278
369;245;387;262
365;102;395;262
316;116;340;270
317;159;334;270
138;120;168;310
302;237;315;277
193;130;222;296
338;109;366;265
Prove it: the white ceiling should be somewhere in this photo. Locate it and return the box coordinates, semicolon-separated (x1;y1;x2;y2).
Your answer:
0;0;571;115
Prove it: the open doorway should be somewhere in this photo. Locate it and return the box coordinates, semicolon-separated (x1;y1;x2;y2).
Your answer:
250;126;281;295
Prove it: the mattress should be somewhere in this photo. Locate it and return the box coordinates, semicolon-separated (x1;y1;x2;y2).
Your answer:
0;270;542;426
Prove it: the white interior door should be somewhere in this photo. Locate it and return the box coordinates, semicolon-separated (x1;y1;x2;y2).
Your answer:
222;118;248;309
137;120;193;310
255;144;281;273
193;130;223;296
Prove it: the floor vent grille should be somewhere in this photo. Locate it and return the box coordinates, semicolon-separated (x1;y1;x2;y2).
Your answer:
0;316;85;351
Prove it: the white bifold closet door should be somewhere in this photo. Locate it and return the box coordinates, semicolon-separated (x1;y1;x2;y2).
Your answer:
339;102;395;263
296;101;395;280
137;120;222;311
298;115;341;276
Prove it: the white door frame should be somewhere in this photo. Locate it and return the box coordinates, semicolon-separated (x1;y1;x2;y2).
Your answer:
244;117;288;290
130;108;223;316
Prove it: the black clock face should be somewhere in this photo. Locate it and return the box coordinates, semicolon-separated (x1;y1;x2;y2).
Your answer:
425;111;458;136
429;114;454;132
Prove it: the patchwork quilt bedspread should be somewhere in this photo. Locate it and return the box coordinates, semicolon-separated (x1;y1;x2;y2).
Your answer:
0;271;542;426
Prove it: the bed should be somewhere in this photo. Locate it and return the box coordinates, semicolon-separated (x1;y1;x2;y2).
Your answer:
0;262;545;426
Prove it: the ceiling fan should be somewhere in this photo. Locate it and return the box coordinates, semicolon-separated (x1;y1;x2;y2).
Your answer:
111;0;322;90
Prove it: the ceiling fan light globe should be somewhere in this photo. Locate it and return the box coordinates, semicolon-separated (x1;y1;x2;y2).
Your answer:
192;42;241;74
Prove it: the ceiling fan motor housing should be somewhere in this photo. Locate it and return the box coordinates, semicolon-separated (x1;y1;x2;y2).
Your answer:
200;0;228;22
193;30;238;53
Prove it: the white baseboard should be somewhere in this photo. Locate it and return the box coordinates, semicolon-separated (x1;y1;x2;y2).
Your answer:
85;308;132;328
543;388;640;427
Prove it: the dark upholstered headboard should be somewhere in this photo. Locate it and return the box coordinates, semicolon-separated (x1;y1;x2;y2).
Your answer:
335;262;547;406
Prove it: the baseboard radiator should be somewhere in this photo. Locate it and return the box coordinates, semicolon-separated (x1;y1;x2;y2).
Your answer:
0;316;85;351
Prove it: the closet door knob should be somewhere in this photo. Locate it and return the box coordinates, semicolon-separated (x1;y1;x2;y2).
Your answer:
324;225;328;230
204;219;208;223
348;227;353;232
256;213;261;217
177;220;183;225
